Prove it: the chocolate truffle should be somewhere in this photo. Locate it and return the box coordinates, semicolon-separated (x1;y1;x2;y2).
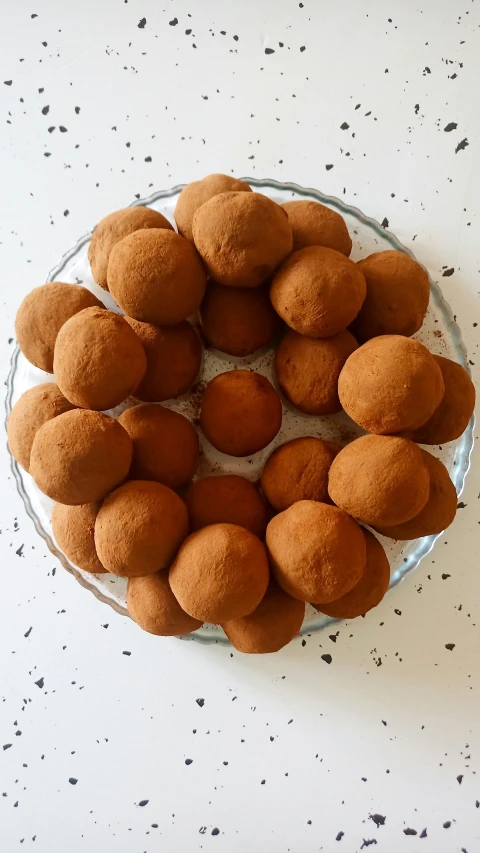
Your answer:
266;501;366;603
192;192;293;287
328;435;430;527
7;383;75;472
175;174;252;242
338;336;445;434
107;228;206;326
200;370;282;457
125;318;201;402
118;404;199;490
169;523;270;622
88;206;174;290
127;572;202;636
52;501;106;574
29;409;132;505
54;307;147;410
404;355;475;444
185;475;269;538
270;246;366;338
15;282;103;373
221;580;305;653
261;437;341;511
95;480;188;577
275;328;358;415
281;200;352;256
200;283;281;356
352;250;430;341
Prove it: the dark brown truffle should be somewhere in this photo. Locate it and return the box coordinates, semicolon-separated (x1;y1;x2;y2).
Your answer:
200;283;281;356
282;200;352;255
221;580;305;653
404;355;475;444
125;318;201;402
185;475;269;538
52;501;106;574
127;572;203;636
175;174;252;242
7;383;75;472
261;437;341;511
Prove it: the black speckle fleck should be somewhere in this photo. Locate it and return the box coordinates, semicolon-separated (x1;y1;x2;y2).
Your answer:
444;122;457;132
196;698;205;707
34;677;44;688
300;45;306;52
340;122;349;130
3;744;12;750
185;758;193;765
321;654;332;664
370;814;385;827
24;627;32;638
325;164;334;171
145;156;152;162
455;138;469;153
16;544;24;557
169;17;178;26
404;828;417;836
442;268;454;277
336;831;344;841
4;80;12;86
68;778;78;785
360;841;377;848
211;827;220;836
75;106;80;114
59;125;67;133
265;48;275;55
457;501;467;509
138;17;146;29
138;799;149;807
381;217;389;228
445;643;455;651
457;775;463;784
419;828;427;838
443;821;451;829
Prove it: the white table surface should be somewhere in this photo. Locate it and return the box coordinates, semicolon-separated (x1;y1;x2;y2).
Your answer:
1;2;479;851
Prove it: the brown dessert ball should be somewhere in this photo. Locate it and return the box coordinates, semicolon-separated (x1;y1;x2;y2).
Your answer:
7;383;75;472
328;435;430;527
192;192;293;287
200;283;281;356
185;475;269;538
54;307;147;410
108;228;206;326
15;282;104;373
281;200;352;256
338;336;445;435
261;438;341;511
266;501;366;603
169;523;270;622
95;480;188;577
270;246;366;338
29;409;132;505
221;580;305;654
352;250;430;341
52;501;106;574
275;328;358;415
124;318;201;402
404;355;475;444
200;370;282;457
175;174;252;242
118;404;199;490
127;573;202;636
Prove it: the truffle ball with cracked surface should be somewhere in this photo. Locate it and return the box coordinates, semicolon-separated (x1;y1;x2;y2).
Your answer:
52;501;106;574
184;475;269;538
403;355;475;444
175;174;252;242
127;572;203;636
282;200;352;255
125;317;201;402
221;580;305;654
200;283;281;356
261;437;341;512
7;383;75;472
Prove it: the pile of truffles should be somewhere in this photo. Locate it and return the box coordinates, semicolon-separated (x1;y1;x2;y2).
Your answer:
8;174;475;655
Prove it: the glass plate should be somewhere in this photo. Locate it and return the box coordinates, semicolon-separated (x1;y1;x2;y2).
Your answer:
5;179;475;645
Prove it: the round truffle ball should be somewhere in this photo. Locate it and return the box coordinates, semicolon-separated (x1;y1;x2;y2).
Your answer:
118;404;199;490
107;228;206;326
7;383;75;472
192;192;293;287
338;336;445;435
282;200;352;256
185;475;269;538
95;480;188;577
261;438;341;511
352;250;430;341
270;246;366;338
221;580;305;654
200;370;282;457
170;523;270;622
266;501;366;603
175;174;252;242
54;307;147;410
404;355;475;444
275;328;358;414
328;435;430;527
127;572;203;636
124;318;201;402
88;207;174;290
200;283;281;356
15;282;103;373
52;501;106;574
29;409;132;505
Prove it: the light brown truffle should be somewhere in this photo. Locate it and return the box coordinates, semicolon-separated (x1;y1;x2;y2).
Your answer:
328;435;430;527
15;282;103;373
200;283;281;356
95;480;188;577
275;328;358;415
125;318;201;402
404;355;475;444
88;207;174;290
52;501;106;574
270;246;366;338
266;501;366;603
200;370;282;457
185;475;269;538
282;200;352;255
221;580;305;653
127;572;202;636
338;336;445;434
54;307;147;410
169;523;270;622
108;228;206;325
261;438;341;511
7;383;75;472
175;174;252;242
192;192;293;287
29;409;132;505
118;404;199;490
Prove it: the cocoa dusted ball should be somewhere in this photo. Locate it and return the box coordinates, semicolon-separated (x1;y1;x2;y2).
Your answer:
54;307;147;410
15;282;103;373
184;475;269;538
328;435;430;527
404;355;475;444
192;192;293;287
7;383;75;472
95;480;188;577
107;229;206;326
338;336;445;434
52;502;106;574
118;404;199;490
281;200;352;255
29;409;132;505
200;370;282;457
200;283;281;356
275;328;358;415
169;523;270;622
127;572;202;636
175;174;252;242
221;580;305;653
261;438;341;511
125;318;201;402
270;247;366;338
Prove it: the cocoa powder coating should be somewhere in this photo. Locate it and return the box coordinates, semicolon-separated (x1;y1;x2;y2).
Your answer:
404;355;475;444
125;317;201;402
282;200;352;255
221;580;305;654
52;501;106;574
261;437;341;511
8;383;75;472
127;572;203;636
175;174;252;242
200;283;281;356
185;475;269;538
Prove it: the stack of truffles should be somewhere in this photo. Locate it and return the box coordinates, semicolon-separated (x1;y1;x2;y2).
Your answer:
8;173;475;654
